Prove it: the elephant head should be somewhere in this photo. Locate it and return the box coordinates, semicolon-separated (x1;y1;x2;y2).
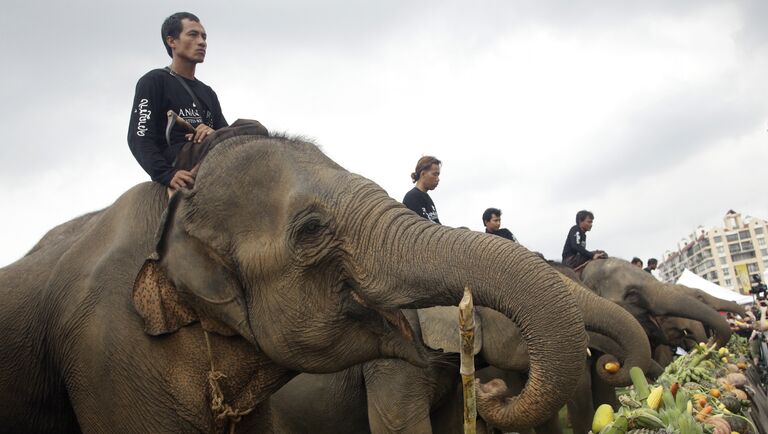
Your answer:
657;316;707;350
581;259;732;346
132;134;587;431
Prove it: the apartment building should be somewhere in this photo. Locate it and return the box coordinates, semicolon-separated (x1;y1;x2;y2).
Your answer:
658;210;768;293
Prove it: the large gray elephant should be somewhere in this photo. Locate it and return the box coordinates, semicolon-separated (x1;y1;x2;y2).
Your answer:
581;258;732;347
268;263;653;434
650;285;746;365
0;132;588;433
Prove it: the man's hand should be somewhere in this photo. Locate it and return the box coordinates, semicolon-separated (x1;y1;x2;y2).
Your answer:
593;251;607;260
185;124;215;143
169;169;195;190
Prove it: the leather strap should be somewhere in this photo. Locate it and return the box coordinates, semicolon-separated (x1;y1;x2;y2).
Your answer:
165;67;207;116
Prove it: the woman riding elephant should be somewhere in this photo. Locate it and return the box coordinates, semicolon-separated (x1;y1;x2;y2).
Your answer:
0;130;587;433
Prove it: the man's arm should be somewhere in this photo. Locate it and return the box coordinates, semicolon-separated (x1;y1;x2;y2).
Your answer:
127;75;176;185
184;87;228;144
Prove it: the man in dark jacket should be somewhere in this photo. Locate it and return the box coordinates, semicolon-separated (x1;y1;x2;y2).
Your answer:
562;210;606;268
643;258;658;274
127;12;228;192
482;208;517;242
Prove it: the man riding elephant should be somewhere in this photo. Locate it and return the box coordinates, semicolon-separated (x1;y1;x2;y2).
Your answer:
128;12;228;194
0;131;588;433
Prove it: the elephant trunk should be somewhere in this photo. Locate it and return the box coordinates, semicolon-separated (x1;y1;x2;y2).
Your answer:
558;274;651;387
715;300;747;316
649;286;732;346
352;208;587;431
673;285;747;316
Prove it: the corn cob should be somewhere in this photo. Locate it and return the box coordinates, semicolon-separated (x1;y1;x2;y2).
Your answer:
619;394;642;409
631;409;665;429
647;386;664;410
630;367;651;400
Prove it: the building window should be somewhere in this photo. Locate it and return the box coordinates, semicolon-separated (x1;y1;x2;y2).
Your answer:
732;252;756;262
725;279;732;285
714;235;723;242
717;246;725;253
748;263;759;273
760;238;766;247
739;230;751;239
742;241;754;251
729;243;741;253
722;268;730;276
709;271;717;280
727;233;739;242
713;280;720;285
756;227;764;235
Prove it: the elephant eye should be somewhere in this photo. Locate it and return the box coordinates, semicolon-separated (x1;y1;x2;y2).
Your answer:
301;219;324;237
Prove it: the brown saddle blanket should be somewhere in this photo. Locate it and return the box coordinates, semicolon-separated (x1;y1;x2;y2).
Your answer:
174;119;269;172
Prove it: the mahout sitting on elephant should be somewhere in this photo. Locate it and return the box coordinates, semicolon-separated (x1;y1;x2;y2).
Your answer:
0;128;588;433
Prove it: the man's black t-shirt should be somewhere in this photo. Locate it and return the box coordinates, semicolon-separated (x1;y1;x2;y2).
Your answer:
403;187;440;224
486;228;517;242
127;68;228;185
561;224;593;261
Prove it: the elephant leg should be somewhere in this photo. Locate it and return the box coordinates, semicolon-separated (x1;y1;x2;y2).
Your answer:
653;345;675;367
534;414;562;434
567;359;593;434
364;359;435;434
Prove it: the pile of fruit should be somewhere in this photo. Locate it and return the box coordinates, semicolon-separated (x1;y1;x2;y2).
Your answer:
592;336;756;434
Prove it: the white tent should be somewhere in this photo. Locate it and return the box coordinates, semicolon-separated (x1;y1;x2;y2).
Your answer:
676;268;753;305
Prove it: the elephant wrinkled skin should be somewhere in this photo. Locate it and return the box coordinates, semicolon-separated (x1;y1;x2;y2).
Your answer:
0;133;587;433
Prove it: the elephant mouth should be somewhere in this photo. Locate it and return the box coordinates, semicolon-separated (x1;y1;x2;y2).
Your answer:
349;289;415;343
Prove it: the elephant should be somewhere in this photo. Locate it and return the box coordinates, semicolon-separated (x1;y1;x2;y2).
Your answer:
580;258;732;348
0;131;588;433
268;261;653;434
650;286;746;365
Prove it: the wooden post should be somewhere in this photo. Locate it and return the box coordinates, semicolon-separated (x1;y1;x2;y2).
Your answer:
459;287;476;434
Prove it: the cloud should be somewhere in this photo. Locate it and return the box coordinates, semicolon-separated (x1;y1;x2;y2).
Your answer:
1;1;767;269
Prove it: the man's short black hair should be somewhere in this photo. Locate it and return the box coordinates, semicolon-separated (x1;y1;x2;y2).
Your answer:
161;12;200;58
647;258;658;266
482;208;501;224
631;257;642;266
575;210;594;224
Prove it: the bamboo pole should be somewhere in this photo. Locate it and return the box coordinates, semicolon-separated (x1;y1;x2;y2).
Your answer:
459;287;476;434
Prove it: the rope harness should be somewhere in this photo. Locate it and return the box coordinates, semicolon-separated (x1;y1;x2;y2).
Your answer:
203;331;256;434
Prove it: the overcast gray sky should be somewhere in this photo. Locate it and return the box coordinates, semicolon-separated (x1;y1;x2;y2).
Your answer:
1;0;766;267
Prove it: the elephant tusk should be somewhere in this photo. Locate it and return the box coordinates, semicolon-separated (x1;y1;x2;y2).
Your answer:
586;348;592;357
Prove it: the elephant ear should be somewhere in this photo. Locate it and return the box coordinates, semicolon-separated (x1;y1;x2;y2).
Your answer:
132;192;250;340
133;257;198;335
417;306;483;355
